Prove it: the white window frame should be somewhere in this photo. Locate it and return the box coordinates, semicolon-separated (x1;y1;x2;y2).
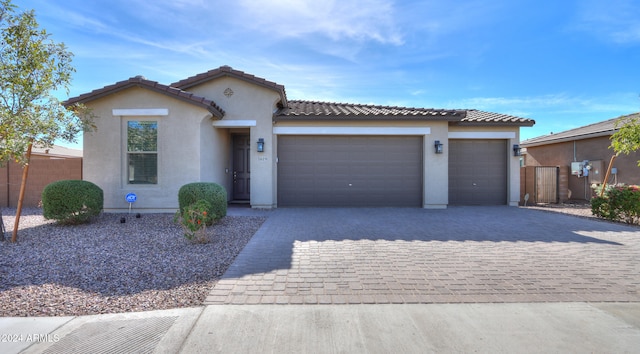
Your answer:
125;119;159;185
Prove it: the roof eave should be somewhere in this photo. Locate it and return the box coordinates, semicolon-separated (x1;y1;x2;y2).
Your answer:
521;130;615;148
172;66;288;108
64;81;225;119
273;115;464;122
452;121;536;127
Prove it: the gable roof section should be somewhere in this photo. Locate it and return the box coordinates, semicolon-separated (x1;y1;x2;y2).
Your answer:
521;112;639;147
171;66;288;108
458;110;535;126
275;100;466;121
63;76;225;118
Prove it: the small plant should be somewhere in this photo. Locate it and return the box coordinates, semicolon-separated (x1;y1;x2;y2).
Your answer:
42;180;103;225
177;182;227;225
591;184;640;225
174;199;214;243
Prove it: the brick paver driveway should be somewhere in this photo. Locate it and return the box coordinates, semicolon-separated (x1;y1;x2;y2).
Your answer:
206;207;640;305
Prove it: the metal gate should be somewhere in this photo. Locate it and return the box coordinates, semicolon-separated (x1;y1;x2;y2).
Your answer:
535;166;559;203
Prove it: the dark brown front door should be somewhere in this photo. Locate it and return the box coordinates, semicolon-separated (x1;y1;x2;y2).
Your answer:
233;134;250;200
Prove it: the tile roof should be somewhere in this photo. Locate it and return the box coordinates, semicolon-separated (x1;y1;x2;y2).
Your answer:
275;102;535;126
275;100;466;121
171;66;288;107
460;110;535;126
63;66;535;127
32;145;82;158
520;112;639;147
63;76;225;118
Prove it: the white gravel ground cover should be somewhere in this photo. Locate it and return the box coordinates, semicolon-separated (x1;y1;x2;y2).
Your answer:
0;208;265;317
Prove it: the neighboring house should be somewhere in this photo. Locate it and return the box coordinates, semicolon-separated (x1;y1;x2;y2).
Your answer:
521;113;640;202
0;145;83;207
64;66;534;212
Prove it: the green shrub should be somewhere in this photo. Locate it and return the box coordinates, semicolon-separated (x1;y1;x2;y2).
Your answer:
591;185;640;224
177;182;227;225
42;180;103;225
173;199;212;243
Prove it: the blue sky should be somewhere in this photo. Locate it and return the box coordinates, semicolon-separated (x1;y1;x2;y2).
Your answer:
14;0;640;149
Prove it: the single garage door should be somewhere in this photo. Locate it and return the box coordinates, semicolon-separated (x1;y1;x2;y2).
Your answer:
449;139;507;205
278;135;423;207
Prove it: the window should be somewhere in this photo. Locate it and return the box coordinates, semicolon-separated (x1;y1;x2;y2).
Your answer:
127;121;157;184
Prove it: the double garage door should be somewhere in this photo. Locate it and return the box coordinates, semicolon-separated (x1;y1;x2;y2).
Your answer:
277;136;508;207
277;136;423;207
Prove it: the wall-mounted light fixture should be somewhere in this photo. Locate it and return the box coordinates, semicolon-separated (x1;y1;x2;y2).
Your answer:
513;144;521;156
434;140;443;154
257;138;265;152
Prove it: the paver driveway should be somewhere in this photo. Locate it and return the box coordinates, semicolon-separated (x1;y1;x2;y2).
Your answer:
206;207;640;305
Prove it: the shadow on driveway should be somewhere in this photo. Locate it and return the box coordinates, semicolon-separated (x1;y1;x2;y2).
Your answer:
228;206;632;273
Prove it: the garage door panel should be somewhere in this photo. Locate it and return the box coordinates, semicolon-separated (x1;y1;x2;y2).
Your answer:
278;136;423;207
449;139;507;205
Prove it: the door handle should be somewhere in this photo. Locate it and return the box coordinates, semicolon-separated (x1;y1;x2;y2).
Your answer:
233;171;237;183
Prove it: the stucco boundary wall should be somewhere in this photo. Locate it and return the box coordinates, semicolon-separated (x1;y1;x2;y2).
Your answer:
0;158;82;208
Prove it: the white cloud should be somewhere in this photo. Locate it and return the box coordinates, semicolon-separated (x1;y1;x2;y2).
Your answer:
573;0;640;44
447;92;639;117
236;0;403;45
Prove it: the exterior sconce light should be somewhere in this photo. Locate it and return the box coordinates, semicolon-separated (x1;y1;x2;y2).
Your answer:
513;144;521;156
257;138;265;152
434;140;443;154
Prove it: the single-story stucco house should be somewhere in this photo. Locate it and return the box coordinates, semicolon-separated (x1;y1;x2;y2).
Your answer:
521;113;640;202
64;66;535;212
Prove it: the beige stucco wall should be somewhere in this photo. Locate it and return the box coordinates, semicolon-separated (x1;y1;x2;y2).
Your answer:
425;122;449;208
83;87;215;212
185;76;282;208
448;125;523;206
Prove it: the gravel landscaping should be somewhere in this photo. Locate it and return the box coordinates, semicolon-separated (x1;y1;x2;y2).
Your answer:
0;208;265;317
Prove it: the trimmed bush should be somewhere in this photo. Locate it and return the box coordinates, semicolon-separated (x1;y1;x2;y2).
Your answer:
42;180;103;225
591;184;640;225
177;182;227;225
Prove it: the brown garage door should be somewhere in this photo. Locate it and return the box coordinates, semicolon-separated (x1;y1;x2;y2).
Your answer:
278;135;423;207
449;139;507;205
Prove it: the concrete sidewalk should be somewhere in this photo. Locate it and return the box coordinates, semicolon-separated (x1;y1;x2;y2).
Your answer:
3;302;640;353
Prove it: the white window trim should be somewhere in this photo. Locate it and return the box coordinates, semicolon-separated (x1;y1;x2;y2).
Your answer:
448;132;516;139
273;126;431;135
125;119;159;186
113;108;168;116
212;120;257;128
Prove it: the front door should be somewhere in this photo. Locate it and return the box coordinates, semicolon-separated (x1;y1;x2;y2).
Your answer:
232;134;251;200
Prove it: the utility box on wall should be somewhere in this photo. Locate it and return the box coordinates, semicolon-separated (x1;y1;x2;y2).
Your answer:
571;160;591;177
570;160;605;183
571;162;583;177
589;160;605;184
